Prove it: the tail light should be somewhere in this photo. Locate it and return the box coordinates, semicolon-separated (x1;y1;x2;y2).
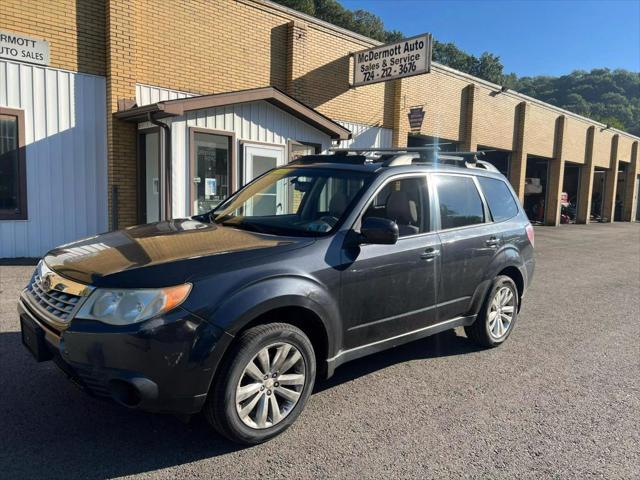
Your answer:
525;223;535;248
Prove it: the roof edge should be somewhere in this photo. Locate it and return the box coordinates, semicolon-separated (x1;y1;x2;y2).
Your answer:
115;86;351;140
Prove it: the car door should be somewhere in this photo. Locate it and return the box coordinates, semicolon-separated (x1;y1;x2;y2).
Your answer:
340;174;441;350
431;173;502;322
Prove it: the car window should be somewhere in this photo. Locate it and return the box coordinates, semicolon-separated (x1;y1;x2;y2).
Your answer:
363;176;429;237
434;175;485;229
477;176;519;222
214;168;372;236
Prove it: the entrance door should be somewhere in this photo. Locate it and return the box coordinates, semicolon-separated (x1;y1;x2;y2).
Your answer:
139;130;160;224
191;129;232;215
242;143;286;216
341;175;439;350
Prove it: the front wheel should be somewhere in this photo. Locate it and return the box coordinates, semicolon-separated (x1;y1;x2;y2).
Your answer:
465;275;519;347
204;323;316;445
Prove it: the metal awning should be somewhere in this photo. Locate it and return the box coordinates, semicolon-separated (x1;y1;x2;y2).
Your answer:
114;86;351;140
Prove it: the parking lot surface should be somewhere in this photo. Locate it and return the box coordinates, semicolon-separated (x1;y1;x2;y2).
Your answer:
1;223;638;479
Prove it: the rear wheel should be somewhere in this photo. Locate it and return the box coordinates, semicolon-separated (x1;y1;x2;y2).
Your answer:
465;275;518;347
204;323;316;445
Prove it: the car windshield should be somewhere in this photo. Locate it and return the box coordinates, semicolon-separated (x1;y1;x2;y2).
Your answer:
212;167;373;236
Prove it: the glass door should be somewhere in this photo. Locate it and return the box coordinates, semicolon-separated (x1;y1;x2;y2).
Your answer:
191;130;232;215
242;143;286;216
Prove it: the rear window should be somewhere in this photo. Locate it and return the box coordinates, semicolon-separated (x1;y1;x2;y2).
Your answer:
434;175;485;229
478;177;519;222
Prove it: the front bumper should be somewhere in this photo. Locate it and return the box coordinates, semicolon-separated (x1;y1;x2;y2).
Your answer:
18;294;233;415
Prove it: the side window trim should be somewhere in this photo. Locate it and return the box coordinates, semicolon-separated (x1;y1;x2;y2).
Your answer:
472;175;493;223
429;172;490;232
353;173;432;239
0;106;27;220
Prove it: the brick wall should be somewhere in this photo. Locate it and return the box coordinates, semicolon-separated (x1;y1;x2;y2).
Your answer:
562;117;590;164
401;69;468;142
129;0;288;95
524;105;558;158
473;85;521;151
617;135;635;163
593;129;617;168
106;0;137;228
0;0;105;76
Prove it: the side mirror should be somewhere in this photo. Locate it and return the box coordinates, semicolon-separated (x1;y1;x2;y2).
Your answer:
360;217;399;245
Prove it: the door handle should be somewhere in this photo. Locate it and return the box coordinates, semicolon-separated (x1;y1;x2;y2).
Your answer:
420;247;440;260
485;237;500;248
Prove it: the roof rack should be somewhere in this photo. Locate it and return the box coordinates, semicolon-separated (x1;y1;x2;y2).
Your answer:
290;146;499;173
329;146;443;155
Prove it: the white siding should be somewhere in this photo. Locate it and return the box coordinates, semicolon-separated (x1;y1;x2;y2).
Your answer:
135;84;194;106
0;60;107;258
134;85;348;218
336;120;392;149
160;100;334;218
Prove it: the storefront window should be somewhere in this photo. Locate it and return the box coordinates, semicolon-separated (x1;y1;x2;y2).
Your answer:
192;130;231;214
0;108;27;220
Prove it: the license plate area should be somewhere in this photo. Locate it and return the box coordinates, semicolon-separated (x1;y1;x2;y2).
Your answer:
20;314;54;362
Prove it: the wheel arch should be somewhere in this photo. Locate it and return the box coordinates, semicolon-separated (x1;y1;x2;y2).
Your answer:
207;276;341;380
496;265;524;310
235;305;330;378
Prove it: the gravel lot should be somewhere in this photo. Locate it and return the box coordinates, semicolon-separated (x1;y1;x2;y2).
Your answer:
1;223;639;479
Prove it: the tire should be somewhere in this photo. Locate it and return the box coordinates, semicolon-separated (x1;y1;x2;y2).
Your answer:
465;275;519;348
204;323;316;445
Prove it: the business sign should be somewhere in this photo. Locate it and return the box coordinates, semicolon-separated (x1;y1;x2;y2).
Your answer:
408;106;425;132
352;33;432;87
0;30;50;66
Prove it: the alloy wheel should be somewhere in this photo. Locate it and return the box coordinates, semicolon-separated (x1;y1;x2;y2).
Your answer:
488;286;515;339
235;342;306;429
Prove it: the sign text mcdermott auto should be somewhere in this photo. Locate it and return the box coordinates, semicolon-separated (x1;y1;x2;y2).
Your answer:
0;30;49;66
352;33;432;87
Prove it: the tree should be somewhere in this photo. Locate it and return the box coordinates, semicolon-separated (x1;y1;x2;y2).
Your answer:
433;41;474;72
276;0;315;15
471;52;504;84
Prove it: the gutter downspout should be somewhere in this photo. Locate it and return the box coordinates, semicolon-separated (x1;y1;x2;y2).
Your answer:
147;112;172;221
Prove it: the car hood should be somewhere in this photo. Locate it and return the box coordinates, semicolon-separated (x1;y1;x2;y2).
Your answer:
44;219;313;288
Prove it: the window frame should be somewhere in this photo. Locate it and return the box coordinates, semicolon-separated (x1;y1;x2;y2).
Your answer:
188;127;235;216
0;106;27;220
353;173;434;239
287;140;321;162
429;173;491;232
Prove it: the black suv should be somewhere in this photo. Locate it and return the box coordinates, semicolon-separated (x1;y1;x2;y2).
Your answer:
19;149;535;444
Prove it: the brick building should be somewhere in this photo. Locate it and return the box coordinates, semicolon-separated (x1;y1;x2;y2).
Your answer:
1;0;638;258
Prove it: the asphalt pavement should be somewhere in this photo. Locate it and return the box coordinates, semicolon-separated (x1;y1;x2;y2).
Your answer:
0;223;638;479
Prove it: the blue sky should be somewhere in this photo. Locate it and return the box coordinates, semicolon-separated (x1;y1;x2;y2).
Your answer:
341;0;640;77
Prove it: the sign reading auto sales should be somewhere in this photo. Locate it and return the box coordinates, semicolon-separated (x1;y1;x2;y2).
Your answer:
352;33;432;87
0;30;50;66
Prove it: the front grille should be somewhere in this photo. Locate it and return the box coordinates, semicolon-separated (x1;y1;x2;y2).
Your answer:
25;262;88;323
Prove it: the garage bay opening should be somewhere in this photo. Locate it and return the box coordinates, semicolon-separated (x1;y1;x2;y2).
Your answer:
560;163;581;224
524;156;549;225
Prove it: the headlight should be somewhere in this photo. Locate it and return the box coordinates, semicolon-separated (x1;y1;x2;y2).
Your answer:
76;284;192;325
